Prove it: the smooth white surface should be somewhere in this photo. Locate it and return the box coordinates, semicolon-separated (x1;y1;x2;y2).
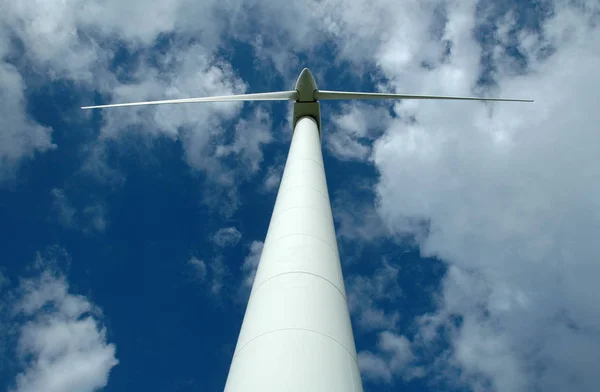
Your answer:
223;117;363;392
80;90;298;109
315;90;534;102
295;68;318;102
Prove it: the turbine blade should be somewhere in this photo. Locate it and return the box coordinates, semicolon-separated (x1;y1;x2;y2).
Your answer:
81;91;299;109
315;90;533;103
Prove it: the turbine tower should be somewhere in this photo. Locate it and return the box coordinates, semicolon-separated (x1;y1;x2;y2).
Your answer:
82;68;532;392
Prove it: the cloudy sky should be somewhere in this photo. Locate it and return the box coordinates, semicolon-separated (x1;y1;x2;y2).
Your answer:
1;0;599;391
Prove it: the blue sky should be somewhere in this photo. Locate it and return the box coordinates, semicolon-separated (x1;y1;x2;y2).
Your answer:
1;1;599;392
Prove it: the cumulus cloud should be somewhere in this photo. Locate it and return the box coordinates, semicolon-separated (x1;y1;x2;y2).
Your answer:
215;107;273;174
97;47;250;182
208;258;229;296
83;203;109;234
188;256;208;281
51;189;78;229
363;1;600;391
50;189;108;234
0;0;274;197
241;241;264;288
346;261;402;331
359;331;423;383
262;165;283;191
333;183;389;245
0;61;55;186
189;256;230;296
212;227;243;247
7;253;118;392
326;103;391;161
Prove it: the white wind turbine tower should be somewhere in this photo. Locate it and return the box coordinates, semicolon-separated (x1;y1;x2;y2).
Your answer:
82;68;532;392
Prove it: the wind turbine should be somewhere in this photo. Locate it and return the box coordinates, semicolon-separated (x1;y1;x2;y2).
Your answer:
82;68;532;392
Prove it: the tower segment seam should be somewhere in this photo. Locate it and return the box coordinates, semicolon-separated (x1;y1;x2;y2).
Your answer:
250;270;347;300
233;327;359;365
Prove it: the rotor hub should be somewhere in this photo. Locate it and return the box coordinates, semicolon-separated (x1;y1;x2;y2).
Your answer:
295;68;318;102
293;68;321;135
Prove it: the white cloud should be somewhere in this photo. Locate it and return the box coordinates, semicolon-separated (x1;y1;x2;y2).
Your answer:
95;46;253;191
83;203;108;234
358;331;423;383
189;255;230;296
9;255;118;392
2;0;232;82
364;1;600;391
0;61;55;186
51;189;78;229
241;241;264;288
262;162;284;192
346;261;401;331
212;227;242;247
215;107;273;174
0;0;273;192
326;103;391;161
357;351;391;382
208;257;229;296
333;185;390;244
188;256;208;281
50;189;108;234
79;143;127;189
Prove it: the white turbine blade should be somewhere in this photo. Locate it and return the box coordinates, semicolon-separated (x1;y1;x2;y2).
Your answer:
81;90;299;109
315;90;533;102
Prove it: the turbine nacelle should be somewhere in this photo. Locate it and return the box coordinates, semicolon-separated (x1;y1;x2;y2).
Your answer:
295;68;318;102
293;68;322;134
